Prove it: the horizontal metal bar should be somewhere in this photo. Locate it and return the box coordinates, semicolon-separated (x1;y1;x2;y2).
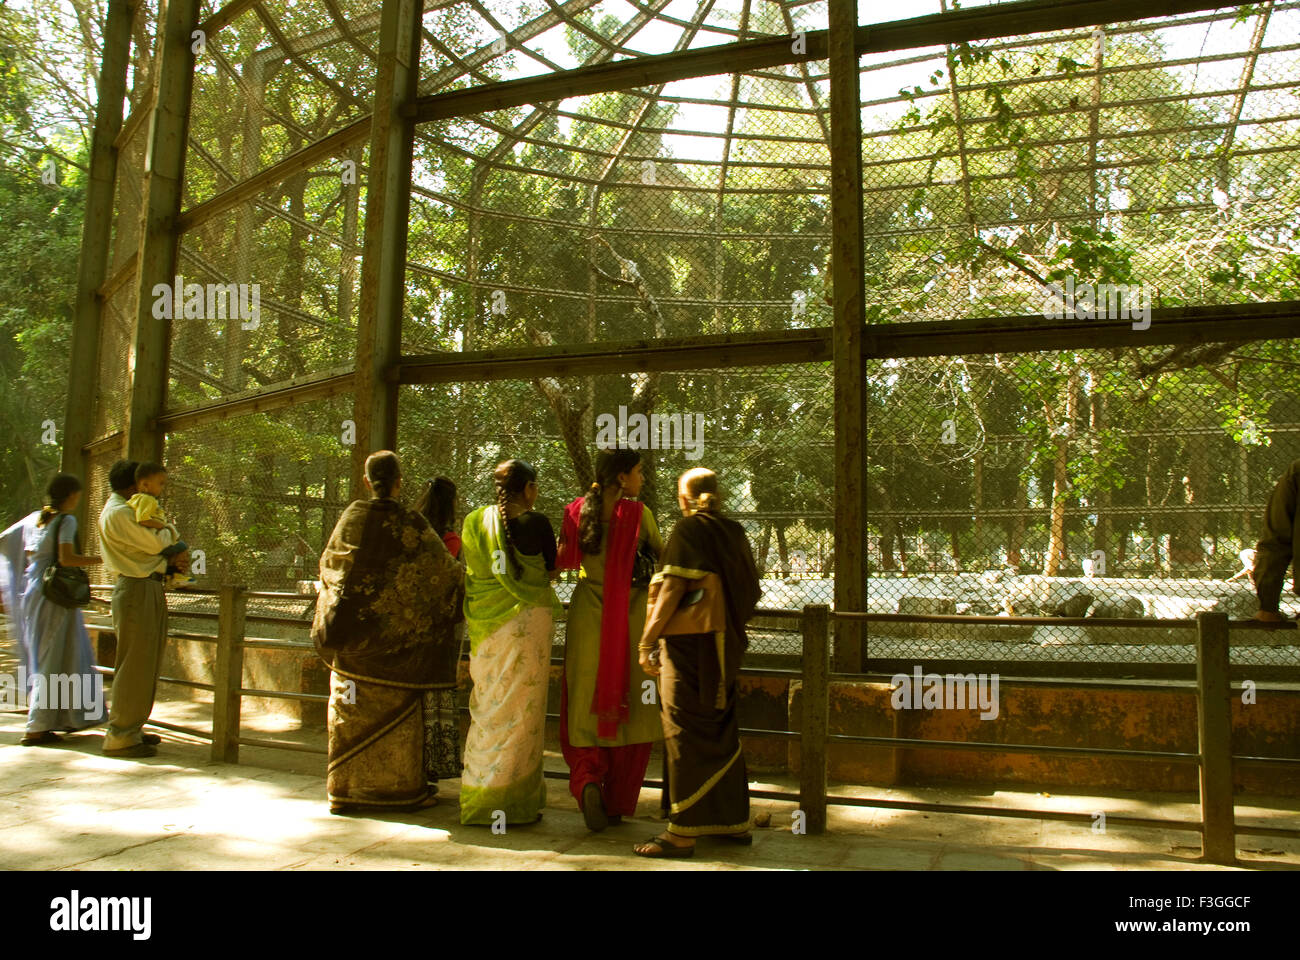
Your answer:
865;302;1300;359
1233;824;1300;839
738;667;805;680
178;117;371;233
157;368;356;432
240;640;315;652
145;719;213;740
843;612;1296;631
238;688;328;703
854;661;1300;683
93;664;213;692
234;736;328;755
157;677;215;692
826;732;1200;764
844;612;1195;628
739;727;802;741
409;32;828;125
821;792;1204;832
395;328;831;383
1233;755;1300;768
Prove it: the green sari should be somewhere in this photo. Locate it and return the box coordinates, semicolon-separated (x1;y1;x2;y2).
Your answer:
459;505;562;824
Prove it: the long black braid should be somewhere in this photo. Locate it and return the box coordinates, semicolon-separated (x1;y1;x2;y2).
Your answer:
494;459;536;579
578;448;641;555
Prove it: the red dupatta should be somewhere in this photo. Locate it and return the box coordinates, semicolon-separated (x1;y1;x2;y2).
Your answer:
558;495;644;739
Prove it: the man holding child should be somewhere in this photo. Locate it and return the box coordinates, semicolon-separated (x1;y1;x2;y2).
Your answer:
97;459;189;758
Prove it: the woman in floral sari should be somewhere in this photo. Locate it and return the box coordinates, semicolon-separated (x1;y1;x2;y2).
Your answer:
312;451;464;814
459;459;561;825
557;448;663;830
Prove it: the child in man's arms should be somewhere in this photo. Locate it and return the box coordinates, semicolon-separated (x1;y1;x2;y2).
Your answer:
129;462;195;588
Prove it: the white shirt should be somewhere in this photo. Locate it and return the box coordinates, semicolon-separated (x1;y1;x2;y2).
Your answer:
99;492;176;578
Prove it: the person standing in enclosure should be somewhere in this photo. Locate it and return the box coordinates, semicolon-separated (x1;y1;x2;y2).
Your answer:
634;468;761;857
20;474;106;746
98;458;188;758
557;448;663;830
458;460;560;825
415;476;467;793
1254;458;1300;622
312;451;464;814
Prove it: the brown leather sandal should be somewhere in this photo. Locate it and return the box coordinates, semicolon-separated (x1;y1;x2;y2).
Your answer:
634;835;695;858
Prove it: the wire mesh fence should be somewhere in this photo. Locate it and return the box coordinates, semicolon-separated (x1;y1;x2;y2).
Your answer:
161;397;353;589
49;1;1300;682
859;4;1300;323
170;142;369;407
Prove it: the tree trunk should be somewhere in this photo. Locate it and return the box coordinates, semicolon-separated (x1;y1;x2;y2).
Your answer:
1043;367;1079;576
1170;432;1209;572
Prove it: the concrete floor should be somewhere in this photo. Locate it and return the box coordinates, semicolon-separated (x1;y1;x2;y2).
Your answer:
3;705;1298;871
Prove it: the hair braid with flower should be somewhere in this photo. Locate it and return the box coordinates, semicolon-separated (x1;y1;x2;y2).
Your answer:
493;459;537;578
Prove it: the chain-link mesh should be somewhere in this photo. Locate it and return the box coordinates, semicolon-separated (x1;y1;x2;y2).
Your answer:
397;363;834;653
185;1;379;210
860;5;1300;322
161;398;353;590
83;444;125;583
74;1;1296;684
864;340;1300;666
405;53;833;352
170;142;368;407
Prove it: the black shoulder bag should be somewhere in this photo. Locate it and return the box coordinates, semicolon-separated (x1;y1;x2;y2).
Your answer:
42;514;91;609
631;537;657;588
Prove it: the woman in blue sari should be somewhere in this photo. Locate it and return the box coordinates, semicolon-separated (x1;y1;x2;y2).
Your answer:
21;474;105;745
0;508;41;680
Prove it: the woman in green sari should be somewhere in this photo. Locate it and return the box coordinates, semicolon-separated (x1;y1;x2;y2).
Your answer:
459;459;562;825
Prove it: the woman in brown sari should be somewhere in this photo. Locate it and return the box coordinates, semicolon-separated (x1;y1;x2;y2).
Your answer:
312;451;465;814
635;467;761;857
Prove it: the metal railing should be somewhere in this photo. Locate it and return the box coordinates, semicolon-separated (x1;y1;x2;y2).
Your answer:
84;584;1300;864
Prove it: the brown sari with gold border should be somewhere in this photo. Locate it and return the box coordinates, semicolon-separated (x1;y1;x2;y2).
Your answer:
644;510;761;837
312;497;464;811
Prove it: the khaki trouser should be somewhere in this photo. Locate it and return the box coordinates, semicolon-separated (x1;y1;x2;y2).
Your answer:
103;575;167;751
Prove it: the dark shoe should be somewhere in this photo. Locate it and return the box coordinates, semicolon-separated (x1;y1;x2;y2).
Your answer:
103;743;157;758
141;733;161;745
20;731;63;746
608;814;624;825
581;783;608;831
634;835;695;858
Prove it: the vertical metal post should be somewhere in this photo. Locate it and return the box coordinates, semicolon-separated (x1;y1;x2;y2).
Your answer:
800;604;830;834
124;0;201;463
1196;610;1235;864
63;0;134;497
352;0;422;494
211;583;247;762
828;0;866;671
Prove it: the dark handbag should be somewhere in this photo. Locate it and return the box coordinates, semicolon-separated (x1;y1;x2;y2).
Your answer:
41;514;91;609
647;572;725;636
631;537;657;588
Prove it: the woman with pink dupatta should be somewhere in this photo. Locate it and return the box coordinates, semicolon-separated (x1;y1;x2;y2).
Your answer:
556;448;663;830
